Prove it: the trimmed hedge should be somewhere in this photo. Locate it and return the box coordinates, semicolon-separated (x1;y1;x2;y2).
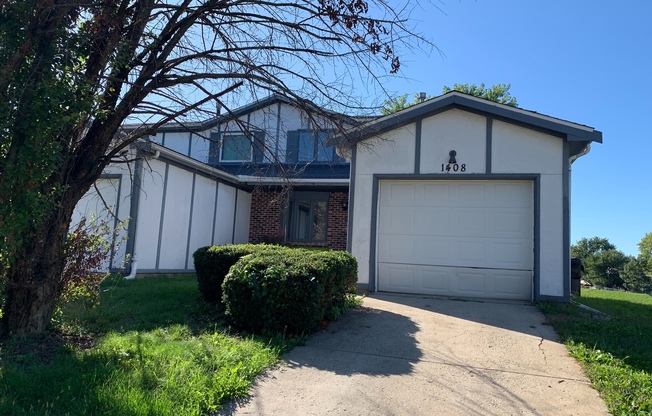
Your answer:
222;247;358;335
193;244;263;303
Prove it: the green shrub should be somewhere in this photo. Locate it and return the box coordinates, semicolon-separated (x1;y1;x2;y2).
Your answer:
193;244;262;303
222;247;357;336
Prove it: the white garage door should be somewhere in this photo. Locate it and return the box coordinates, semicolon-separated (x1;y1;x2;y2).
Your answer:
377;180;533;300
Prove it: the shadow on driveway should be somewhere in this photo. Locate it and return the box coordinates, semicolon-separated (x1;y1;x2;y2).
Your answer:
220;293;609;415
282;305;422;377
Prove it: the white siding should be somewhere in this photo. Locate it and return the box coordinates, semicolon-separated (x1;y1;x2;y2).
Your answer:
71;173;130;271
186;175;218;268
190;133;211;163
134;158;166;269
158;165;194;269
163;132;191;156
234;189;251;243
213;183;237;245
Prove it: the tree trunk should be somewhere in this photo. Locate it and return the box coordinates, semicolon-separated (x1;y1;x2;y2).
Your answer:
1;198;76;337
2;268;63;337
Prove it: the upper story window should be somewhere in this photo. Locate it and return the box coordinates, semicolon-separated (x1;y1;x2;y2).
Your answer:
208;130;265;164
299;131;332;162
288;130;339;163
220;133;252;162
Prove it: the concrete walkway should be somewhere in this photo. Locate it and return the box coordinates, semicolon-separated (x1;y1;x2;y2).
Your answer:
220;294;609;415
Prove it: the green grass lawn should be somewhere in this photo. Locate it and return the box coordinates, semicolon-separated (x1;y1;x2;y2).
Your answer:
540;289;652;415
0;275;295;416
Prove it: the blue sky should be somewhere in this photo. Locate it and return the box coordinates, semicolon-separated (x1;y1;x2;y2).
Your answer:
379;0;651;256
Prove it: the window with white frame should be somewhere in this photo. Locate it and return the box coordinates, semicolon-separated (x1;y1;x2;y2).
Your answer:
220;134;252;162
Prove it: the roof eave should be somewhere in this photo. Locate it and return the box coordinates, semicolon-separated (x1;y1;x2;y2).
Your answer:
337;92;602;148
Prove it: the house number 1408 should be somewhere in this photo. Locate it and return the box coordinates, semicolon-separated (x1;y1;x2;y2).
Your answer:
441;163;466;172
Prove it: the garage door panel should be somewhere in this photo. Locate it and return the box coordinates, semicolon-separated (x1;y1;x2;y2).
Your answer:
422;183;450;204
377;180;533;300
380;182;416;205
493;210;529;234
422;269;451;291
494;272;532;297
379;235;531;270
457;271;491;295
494;183;531;203
458;184;486;203
378;236;450;265
493;242;532;268
380;206;415;232
378;263;531;300
385;266;416;290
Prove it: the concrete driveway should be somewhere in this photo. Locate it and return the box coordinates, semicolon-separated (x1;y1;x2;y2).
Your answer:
220;294;609;415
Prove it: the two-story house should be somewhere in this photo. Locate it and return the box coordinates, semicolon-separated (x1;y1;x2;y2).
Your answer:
75;91;602;302
73;94;357;275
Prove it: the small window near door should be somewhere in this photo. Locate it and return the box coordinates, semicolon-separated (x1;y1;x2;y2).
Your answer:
287;193;328;242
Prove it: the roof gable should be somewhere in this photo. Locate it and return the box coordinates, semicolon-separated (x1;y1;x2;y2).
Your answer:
338;91;602;157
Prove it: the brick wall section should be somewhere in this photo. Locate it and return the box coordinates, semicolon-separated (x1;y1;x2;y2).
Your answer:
248;188;349;251
324;191;349;251
248;188;285;244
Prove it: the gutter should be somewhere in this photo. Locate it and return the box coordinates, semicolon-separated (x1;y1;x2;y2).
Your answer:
150;143;242;184
238;176;349;187
569;144;591;164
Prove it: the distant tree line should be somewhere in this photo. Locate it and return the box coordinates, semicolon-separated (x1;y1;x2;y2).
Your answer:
571;233;652;293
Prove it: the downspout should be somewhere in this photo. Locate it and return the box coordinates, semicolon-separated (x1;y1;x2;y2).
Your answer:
124;258;138;280
123;148;159;279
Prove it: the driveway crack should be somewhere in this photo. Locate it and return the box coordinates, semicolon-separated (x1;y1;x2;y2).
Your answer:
535;329;547;365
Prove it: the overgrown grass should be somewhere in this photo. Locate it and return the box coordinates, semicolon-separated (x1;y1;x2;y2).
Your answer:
0;275;296;416
539;289;652;415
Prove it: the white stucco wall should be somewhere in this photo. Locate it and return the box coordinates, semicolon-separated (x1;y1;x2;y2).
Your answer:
420;109;486;174
538;174;565;297
492;121;563;174
492;120;565;297
355;126;416;175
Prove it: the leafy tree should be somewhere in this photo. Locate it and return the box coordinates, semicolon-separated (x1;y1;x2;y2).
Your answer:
380;83;517;115
380;92;432;115
381;94;410;115
0;0;428;336
442;83;518;107
638;232;652;273
621;256;652;293
571;237;628;288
